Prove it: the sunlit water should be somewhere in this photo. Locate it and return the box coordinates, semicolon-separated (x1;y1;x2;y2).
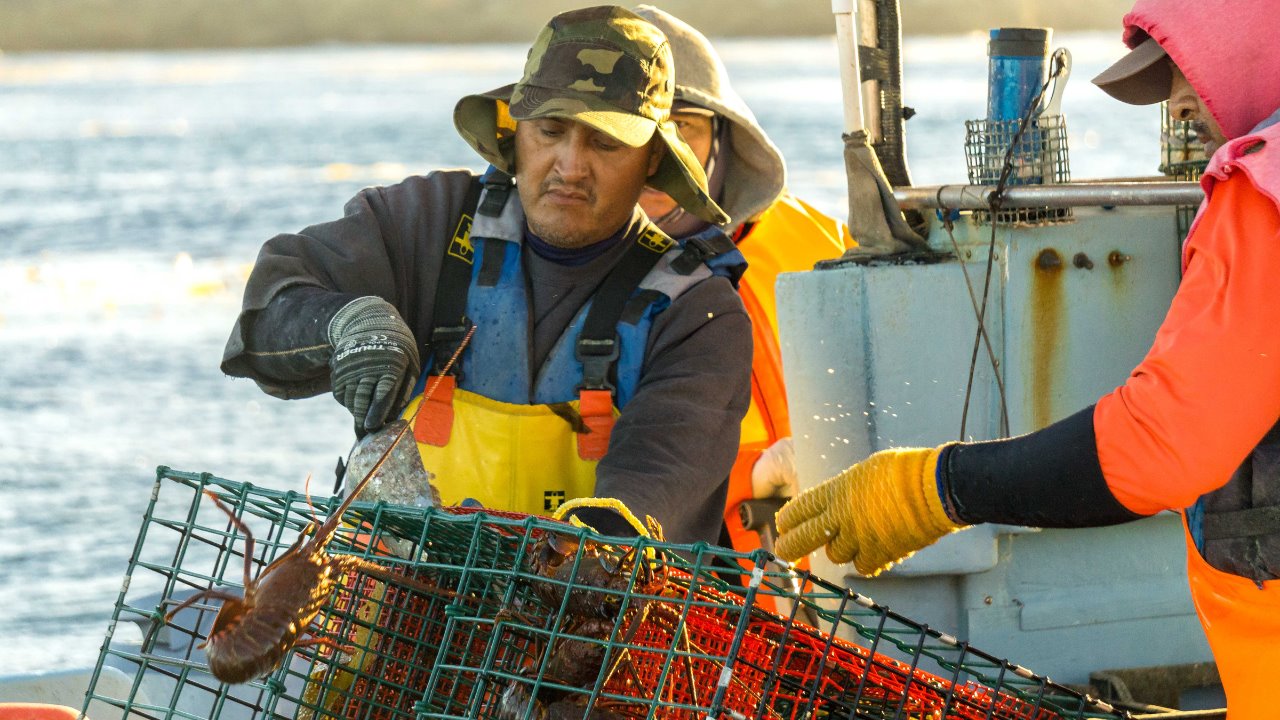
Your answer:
0;34;1162;676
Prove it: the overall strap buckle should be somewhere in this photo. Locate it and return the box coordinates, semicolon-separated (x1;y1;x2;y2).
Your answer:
670;227;736;274
672;226;747;287
477;168;514;218
430;318;473;380
576;336;620;393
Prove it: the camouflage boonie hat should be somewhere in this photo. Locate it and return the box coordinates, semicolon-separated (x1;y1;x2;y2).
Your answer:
454;5;728;225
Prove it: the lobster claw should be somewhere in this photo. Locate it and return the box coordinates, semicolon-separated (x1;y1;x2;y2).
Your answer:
598;551;622;575
547;533;578;556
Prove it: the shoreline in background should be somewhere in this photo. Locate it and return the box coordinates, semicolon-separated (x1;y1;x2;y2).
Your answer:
1;0;1132;52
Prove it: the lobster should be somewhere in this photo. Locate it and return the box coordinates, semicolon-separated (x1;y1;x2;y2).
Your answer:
161;483;438;683
526;519;667;623
497;505;670;720
498;503;789;720
160;327;475;685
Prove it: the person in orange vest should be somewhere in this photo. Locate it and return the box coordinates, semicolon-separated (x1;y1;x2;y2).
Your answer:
631;6;856;558
774;0;1280;714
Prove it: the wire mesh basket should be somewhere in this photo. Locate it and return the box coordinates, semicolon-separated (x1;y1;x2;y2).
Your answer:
964;115;1072;226
82;467;1128;720
1159;102;1208;240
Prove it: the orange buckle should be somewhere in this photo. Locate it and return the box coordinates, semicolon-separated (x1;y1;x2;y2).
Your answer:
576;389;614;461
413;375;456;447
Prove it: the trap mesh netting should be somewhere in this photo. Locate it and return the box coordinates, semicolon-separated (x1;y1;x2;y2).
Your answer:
82;467;1127;720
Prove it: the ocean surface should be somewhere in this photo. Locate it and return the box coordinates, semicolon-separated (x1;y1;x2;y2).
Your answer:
0;33;1162;675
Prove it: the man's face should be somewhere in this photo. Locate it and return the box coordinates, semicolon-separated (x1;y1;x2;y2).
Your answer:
515;117;662;249
639;111;714;221
1168;61;1228;155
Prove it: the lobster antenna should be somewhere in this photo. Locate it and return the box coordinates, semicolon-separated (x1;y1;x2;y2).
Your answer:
300;472;323;529
336;324;476;519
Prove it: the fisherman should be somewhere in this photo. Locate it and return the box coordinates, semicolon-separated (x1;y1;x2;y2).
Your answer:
220;6;752;545
630;5;855;556
773;0;1280;714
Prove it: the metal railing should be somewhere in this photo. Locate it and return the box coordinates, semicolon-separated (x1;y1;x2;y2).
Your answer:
894;181;1203;211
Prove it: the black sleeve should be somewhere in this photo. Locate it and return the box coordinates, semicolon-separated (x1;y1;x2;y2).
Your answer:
221;171;473;399
592;276;752;547
230;286;358;393
940;406;1149;527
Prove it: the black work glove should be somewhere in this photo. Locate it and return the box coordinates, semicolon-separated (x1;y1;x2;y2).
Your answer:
327;296;421;433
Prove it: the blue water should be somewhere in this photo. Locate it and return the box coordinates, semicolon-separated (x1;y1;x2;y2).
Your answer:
0;34;1160;675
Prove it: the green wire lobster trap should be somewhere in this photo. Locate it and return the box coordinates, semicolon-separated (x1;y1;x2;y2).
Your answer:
83;467;1128;720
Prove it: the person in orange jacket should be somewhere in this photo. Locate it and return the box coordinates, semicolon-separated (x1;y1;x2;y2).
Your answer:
631;6;856;557
773;0;1280;714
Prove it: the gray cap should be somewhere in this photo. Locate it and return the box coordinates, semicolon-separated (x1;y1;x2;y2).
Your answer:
1091;37;1173;105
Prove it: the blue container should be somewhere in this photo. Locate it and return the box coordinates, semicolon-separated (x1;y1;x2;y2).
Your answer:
987;28;1050;122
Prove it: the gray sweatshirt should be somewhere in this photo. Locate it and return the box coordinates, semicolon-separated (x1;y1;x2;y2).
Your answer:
221;169;752;545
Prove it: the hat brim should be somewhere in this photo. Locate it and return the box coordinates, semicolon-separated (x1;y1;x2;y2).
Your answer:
454;84;520;173
454;84;729;225
650;120;729;225
1091;37;1172;105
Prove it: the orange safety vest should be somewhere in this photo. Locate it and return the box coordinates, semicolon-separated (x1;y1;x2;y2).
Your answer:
1095;166;1280;716
723;193;855;558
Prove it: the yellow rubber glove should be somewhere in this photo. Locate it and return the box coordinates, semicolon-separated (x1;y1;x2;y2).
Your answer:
773;446;966;576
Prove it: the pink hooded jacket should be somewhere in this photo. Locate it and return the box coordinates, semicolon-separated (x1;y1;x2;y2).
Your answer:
1094;8;1280;714
1098;0;1280;512
1125;0;1280;255
1123;0;1280;140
